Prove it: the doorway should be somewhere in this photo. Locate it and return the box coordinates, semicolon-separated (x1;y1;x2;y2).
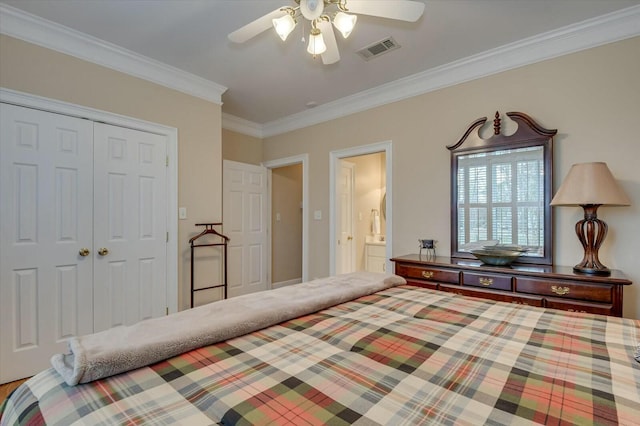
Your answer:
330;142;392;276
264;154;309;285
270;163;303;287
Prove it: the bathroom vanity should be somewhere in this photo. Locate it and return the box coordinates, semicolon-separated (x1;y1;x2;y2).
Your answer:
365;237;386;273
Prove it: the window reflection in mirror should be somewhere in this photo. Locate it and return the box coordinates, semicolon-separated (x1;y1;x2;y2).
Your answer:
456;146;544;257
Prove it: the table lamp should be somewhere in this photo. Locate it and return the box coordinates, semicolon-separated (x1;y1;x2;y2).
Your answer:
550;162;630;275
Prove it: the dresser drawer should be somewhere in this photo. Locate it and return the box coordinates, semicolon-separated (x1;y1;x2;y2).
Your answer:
516;277;613;303
545;298;615;316
405;278;438;290
462;272;512;291
440;284;543;307
395;264;459;284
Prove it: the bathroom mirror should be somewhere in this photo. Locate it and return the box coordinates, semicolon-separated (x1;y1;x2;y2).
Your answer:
447;112;556;265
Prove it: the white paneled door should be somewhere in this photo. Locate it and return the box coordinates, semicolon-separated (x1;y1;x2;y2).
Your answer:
223;160;268;298
93;123;167;332
336;160;355;274
0;104;168;383
0;104;94;383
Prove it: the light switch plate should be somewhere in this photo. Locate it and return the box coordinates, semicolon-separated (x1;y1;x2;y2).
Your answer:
178;207;187;219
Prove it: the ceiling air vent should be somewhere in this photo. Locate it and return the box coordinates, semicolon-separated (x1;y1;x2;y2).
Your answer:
356;37;400;60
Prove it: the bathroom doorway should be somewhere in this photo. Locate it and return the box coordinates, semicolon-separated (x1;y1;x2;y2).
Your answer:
330;142;392;275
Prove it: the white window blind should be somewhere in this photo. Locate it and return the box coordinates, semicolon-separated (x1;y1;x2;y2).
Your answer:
457;147;544;254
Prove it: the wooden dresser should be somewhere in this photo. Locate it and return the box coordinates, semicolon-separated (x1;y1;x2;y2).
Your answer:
391;254;632;317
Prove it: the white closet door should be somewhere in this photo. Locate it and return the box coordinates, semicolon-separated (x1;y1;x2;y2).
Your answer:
0;104;94;383
92;123;168;331
223;160;268;299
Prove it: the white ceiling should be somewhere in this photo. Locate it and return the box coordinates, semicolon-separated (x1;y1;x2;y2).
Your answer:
1;0;639;131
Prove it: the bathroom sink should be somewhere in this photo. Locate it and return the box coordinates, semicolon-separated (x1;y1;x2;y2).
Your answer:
365;235;385;245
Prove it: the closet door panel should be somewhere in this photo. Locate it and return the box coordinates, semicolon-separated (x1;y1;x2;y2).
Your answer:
223;161;268;299
93;123;168;332
0;104;94;383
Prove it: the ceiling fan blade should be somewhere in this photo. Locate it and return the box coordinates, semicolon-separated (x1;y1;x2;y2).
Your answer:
318;20;340;65
228;8;287;43
345;0;425;22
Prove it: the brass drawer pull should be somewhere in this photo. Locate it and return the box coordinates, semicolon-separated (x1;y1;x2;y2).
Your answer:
551;285;570;296
479;277;493;286
421;271;434;279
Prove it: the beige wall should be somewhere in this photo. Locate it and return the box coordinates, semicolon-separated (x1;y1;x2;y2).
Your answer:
0;35;223;311
3;34;638;318
263;36;640;318
222;128;262;165
271;164;303;284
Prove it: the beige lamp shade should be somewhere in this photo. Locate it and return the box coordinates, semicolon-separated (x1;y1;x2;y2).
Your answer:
551;162;631;206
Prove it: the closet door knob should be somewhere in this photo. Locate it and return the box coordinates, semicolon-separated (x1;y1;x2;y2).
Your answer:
79;248;90;257
98;247;110;256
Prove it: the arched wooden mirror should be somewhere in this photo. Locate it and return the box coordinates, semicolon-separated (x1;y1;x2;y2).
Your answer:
447;112;556;265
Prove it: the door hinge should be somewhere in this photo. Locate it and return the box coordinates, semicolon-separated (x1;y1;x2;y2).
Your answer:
166;155;169;167
166;307;169;316
166;232;169;242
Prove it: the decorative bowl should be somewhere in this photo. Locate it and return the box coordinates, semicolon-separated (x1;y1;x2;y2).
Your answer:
481;244;530;253
469;249;525;266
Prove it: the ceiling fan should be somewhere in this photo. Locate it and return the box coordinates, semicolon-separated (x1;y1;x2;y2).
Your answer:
228;0;425;65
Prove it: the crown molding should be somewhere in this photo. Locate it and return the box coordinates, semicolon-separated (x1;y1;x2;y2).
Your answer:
222;113;264;138
2;3;638;137
260;4;640;138
0;4;227;105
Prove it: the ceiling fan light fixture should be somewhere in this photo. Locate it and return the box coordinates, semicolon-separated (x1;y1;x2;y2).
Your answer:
273;14;296;41
333;11;357;38
307;27;327;56
229;0;425;64
300;0;324;20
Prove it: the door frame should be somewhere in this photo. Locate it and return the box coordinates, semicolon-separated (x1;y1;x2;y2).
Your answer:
330;141;392;275
263;154;309;283
0;88;179;312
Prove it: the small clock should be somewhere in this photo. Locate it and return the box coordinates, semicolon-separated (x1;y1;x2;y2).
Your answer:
418;239;436;258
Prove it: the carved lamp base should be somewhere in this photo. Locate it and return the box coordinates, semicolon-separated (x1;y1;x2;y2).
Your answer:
573;204;611;276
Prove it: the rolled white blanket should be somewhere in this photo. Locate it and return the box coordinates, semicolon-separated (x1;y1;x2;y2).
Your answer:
51;272;406;385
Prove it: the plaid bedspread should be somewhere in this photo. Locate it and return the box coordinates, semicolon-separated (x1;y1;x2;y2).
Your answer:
2;285;640;425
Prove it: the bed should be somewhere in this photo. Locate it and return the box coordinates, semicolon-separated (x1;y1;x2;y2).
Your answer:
1;272;639;425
